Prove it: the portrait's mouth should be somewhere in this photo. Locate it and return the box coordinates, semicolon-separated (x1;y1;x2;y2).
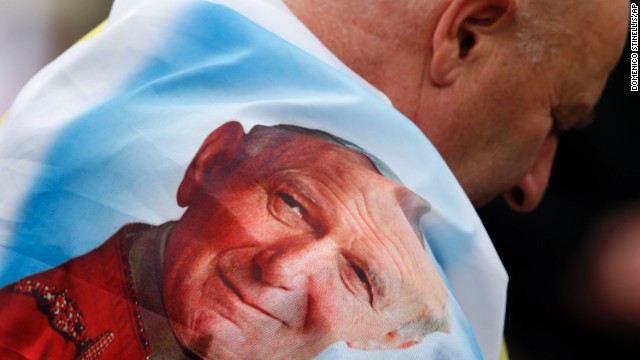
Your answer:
215;264;288;326
212;247;309;329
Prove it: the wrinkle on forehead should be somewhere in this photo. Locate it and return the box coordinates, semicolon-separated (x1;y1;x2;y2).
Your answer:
515;0;578;65
346;188;434;309
304;174;402;305
244;131;377;176
244;125;406;184
516;0;626;72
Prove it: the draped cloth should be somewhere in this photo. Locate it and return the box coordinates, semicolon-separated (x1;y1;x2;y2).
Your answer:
0;0;507;358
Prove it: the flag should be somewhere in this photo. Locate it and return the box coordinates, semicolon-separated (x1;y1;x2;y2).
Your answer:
0;0;507;358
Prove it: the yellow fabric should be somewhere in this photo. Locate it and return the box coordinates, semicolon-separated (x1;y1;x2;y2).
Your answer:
499;339;510;360
76;20;107;44
0;19;107;126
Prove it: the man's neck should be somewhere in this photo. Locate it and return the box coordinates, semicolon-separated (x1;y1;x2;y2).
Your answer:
281;0;442;121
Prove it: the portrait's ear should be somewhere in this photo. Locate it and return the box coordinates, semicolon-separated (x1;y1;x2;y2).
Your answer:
177;121;245;207
431;0;514;85
346;330;422;351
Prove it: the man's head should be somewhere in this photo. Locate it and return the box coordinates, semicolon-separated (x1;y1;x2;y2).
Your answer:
162;122;449;359
283;0;629;211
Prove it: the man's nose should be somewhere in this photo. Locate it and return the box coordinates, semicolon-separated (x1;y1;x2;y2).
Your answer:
503;136;558;212
255;240;336;289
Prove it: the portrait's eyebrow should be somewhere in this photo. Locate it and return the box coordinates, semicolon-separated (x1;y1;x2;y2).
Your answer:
367;267;385;307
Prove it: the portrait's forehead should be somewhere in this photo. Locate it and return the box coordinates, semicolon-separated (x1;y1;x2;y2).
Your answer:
245;125;381;174
309;142;377;170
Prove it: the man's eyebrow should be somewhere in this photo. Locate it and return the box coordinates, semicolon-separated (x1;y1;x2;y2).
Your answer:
556;106;596;133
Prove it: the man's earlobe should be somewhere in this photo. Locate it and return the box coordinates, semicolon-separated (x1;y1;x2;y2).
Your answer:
177;121;245;207
431;0;514;86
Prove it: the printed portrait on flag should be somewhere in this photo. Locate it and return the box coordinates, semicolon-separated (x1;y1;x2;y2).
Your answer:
0;0;506;358
0;122;451;359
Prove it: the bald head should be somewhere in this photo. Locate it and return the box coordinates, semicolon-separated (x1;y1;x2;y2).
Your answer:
516;0;627;66
284;0;628;212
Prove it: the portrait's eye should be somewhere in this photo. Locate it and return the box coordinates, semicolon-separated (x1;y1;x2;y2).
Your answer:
266;176;325;235
268;189;312;230
277;192;304;217
347;263;373;306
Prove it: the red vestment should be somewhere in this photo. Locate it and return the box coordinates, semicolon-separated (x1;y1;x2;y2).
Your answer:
0;224;154;360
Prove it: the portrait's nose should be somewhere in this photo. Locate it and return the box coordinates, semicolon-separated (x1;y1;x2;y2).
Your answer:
504;136;558;212
255;239;336;289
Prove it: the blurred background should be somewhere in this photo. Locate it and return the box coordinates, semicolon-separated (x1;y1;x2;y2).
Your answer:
1;1;639;358
0;0;112;112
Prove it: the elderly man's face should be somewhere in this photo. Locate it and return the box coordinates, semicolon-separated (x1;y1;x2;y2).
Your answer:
417;0;629;211
162;125;448;359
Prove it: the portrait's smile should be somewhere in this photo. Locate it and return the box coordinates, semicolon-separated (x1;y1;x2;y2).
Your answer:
213;247;308;328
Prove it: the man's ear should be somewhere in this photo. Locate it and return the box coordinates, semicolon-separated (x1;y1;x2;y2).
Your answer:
177;121;245;207
346;330;422;351
430;0;514;85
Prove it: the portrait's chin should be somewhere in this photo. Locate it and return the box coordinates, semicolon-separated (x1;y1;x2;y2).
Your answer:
166;307;250;360
166;286;300;359
170;317;310;360
168;306;328;360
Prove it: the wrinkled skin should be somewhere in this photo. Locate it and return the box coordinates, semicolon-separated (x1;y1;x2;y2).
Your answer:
284;0;629;211
162;123;448;360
